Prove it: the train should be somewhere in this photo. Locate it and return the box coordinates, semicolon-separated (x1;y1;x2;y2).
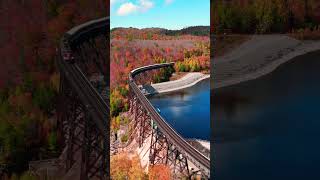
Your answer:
60;36;75;63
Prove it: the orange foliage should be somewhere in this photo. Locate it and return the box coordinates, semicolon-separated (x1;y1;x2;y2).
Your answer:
8;92;32;110
148;164;171;180
110;36;209;119
110;153;146;180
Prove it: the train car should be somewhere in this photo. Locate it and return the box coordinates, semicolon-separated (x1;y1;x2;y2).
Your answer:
61;36;75;63
62;49;75;63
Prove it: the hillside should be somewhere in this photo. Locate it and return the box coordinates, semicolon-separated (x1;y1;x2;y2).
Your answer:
213;0;320;34
0;0;106;177
164;26;210;36
111;26;210;40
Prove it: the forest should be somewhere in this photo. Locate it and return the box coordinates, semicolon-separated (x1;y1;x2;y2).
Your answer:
0;0;106;178
111;27;210;40
110;29;210;121
110;27;210;179
164;26;210;36
213;0;320;36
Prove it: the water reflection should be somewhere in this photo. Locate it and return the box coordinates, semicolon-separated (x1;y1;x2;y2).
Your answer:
149;78;210;140
213;50;320;180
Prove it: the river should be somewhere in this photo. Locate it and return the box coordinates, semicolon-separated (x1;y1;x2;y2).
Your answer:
149;78;210;141
213;50;320;180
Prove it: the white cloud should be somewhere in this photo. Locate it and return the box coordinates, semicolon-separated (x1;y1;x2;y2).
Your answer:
116;0;154;16
139;0;154;11
164;0;173;5
117;2;139;16
111;0;116;5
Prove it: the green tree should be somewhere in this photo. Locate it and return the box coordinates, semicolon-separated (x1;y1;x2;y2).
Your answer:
110;90;123;117
32;85;55;113
254;0;274;33
47;131;57;155
22;73;33;92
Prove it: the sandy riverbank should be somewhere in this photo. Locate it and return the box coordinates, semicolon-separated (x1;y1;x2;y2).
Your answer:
143;72;210;95
197;139;210;150
213;35;320;89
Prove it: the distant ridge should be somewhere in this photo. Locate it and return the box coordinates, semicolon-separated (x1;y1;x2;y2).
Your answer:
111;26;210;37
164;26;210;36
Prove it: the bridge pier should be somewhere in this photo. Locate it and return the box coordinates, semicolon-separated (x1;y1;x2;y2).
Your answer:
129;77;192;178
58;73;108;179
166;142;190;177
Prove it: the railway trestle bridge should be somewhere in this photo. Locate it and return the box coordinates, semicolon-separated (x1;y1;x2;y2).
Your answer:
128;63;210;179
29;16;210;179
56;17;109;180
28;17;109;180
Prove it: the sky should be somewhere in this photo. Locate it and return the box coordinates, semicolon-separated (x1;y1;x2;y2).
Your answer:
110;0;210;30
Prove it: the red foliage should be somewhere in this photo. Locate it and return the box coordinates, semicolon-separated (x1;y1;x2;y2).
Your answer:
0;0;106;88
111;28;209;41
110;33;209;118
148;164;171;180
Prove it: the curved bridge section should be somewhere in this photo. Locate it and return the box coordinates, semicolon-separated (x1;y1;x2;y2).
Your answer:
57;17;109;179
128;63;210;178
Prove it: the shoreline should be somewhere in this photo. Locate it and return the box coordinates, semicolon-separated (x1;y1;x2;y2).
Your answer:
187;139;210;158
213;35;320;89
143;72;210;95
144;73;211;157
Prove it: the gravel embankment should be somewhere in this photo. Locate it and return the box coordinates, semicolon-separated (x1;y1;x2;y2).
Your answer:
212;35;320;89
143;72;210;95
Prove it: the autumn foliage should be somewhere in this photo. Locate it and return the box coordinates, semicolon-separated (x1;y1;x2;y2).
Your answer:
110;153;172;180
0;0;106;177
213;0;320;35
110;30;209;179
110;34;210;121
111;27;209;41
110;153;146;179
148;164;171;180
0;0;106;88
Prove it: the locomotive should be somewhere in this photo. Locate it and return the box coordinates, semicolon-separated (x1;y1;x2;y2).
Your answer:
60;36;75;63
62;49;75;63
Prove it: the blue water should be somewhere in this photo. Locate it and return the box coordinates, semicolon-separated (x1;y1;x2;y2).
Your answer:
149;78;210;140
213;50;320;180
